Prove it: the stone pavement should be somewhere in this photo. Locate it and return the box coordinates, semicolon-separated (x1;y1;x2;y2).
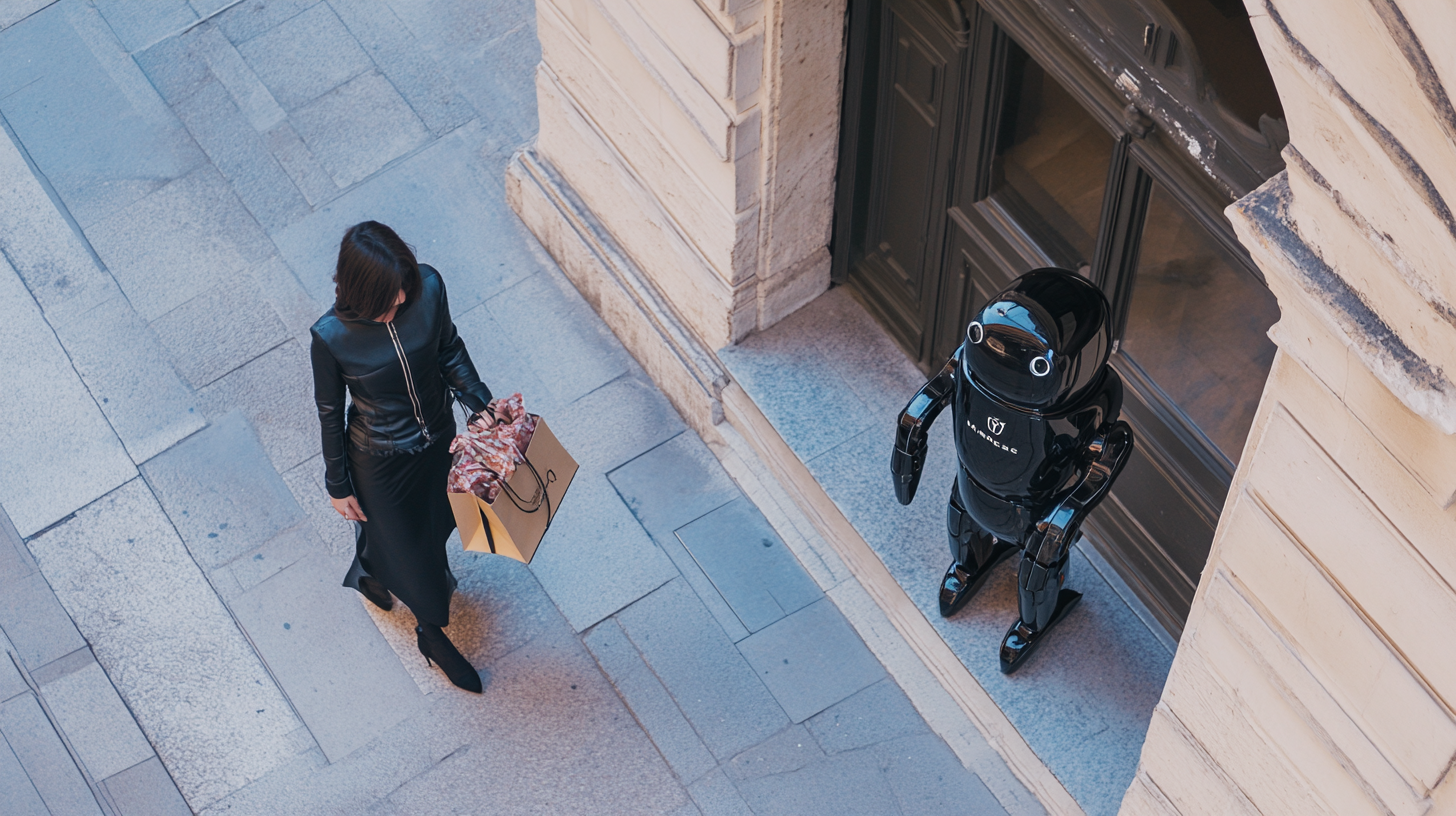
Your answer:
0;2;1029;814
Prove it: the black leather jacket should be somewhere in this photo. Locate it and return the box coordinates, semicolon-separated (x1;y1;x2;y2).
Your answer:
309;265;492;499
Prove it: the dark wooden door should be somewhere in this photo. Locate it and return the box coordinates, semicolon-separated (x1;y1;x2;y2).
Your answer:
844;0;971;361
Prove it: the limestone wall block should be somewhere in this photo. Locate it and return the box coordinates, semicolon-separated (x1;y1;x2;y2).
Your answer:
1282;158;1456;388
1252;12;1456;314
1134;709;1258;816
545;0;734;161
1265;0;1456;206
536;68;745;348
538;12;754;279
627;0;764;103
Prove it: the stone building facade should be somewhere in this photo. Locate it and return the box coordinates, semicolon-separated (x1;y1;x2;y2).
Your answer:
507;0;1456;812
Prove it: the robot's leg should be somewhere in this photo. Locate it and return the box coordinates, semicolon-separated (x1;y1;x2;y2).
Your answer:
940;482;1016;617
999;547;1082;674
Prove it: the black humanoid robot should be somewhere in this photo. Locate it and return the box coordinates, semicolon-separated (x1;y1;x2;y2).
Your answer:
891;268;1134;673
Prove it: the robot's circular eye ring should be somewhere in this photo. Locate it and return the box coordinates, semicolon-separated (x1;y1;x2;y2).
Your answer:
1029;355;1052;377
968;322;984;344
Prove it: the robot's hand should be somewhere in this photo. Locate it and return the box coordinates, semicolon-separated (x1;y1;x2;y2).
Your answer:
1029;420;1135;559
891;356;957;505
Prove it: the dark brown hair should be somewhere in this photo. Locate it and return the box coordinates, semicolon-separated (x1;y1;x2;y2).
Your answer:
333;221;422;320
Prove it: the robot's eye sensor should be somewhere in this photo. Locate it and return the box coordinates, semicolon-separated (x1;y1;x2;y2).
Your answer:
1030;354;1052;377
968;322;984;344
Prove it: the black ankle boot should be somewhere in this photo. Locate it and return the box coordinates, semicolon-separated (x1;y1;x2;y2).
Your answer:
415;624;482;693
357;577;393;611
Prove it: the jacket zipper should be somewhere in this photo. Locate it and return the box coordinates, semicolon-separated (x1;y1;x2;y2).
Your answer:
386;322;432;444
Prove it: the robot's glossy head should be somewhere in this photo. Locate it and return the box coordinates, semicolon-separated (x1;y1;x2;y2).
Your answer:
962;268;1112;410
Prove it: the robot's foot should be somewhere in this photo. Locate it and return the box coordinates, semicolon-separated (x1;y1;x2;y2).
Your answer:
938;544;1016;618
998;590;1082;674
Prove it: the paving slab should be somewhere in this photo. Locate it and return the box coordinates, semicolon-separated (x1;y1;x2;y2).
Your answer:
86;163;276;322
171;76;311;232
609;432;741;539
194;340;318;471
0;693;101;816
878;732;1009;816
262;119;340;207
50;295;206;463
270;128;537;315
0;122;119;324
527;472;677;632
291;70;430;188
0;632;28;703
485;270;635;408
150;277;290;388
215;0;318;45
736;597;886;723
549;372;688;475
0;506;33;583
237;2;372;110
805;677;930;755
0;0;53;30
101;756;190;816
0;254;136;537
385;625;690;816
732;744;900;816
26;478;304;809
39;657;154;780
675;498;823;634
219;521;320;595
230;551;425;762
282;457;356;556
0;2;204;228
329;0;475;135
133;25;213;105
0;730;50;816
584;618;717;783
724;723;823;781
0;573;85;672
192;22;290;132
452;302;560;415
141;410;307;570
616;579;788;760
249;253;325;339
688;767;755;816
93;0;196;52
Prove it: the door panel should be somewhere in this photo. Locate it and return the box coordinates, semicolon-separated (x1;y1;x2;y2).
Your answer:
849;0;969;359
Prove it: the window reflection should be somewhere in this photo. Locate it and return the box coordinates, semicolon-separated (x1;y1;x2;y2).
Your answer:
1121;183;1280;464
990;42;1113;271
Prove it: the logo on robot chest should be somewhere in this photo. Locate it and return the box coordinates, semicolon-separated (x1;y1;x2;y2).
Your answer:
968;416;1019;455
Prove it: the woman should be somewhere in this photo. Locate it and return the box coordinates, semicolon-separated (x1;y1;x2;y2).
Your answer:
309;221;491;693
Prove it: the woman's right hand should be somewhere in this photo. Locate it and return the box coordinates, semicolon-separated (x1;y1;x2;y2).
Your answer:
331;495;368;522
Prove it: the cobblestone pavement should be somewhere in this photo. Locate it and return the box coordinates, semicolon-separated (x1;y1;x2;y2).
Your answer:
0;2;1025;814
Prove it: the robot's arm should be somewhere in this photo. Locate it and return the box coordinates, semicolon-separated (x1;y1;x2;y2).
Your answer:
1024;421;1135;572
892;355;957;506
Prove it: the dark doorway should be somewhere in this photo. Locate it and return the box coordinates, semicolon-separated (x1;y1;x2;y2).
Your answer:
833;0;1284;638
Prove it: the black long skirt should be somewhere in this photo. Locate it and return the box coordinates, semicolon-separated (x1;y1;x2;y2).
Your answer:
342;432;457;626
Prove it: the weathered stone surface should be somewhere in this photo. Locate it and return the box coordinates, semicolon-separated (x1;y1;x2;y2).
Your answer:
40;658;155;780
688;767;755;816
609;432;739;539
101;756;191;816
616;580;788;760
584;618;717;783
150;278;289;388
0;0;54;31
237;2;372;110
0;2;203;228
141;411;307;570
50;295;205;463
328;0;475;135
291;71;430;188
804;677;928;755
675;498;823;634
0;728;49;816
87;165;275;321
0;254;135;537
195;341;318;471
171;76;311;232
736;597;884;723
527;473;677;632
230;552;424;762
270;130;537;315
0;693;102;815
27;478;303;809
214;0;317;45
0;572;87;669
281;457;355;556
92;0;196;52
